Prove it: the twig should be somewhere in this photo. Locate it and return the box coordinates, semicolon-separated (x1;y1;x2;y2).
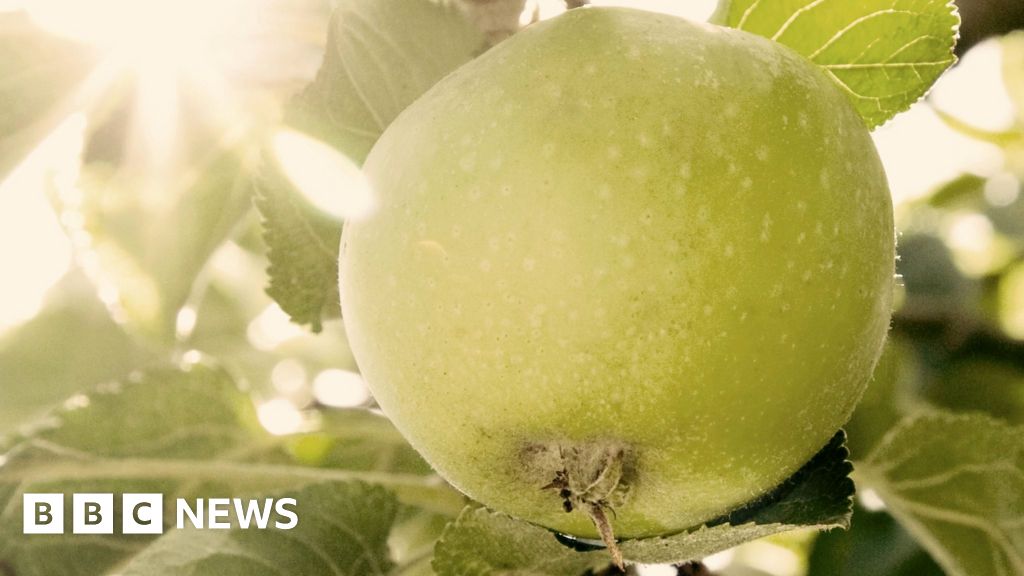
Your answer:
457;0;528;46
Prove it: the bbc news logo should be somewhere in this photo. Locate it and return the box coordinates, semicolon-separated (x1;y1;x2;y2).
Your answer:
23;493;298;535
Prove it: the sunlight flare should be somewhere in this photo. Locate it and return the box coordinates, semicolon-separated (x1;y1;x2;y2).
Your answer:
0;114;85;333
272;129;376;221
26;0;236;67
313;369;371;408
257;398;305;436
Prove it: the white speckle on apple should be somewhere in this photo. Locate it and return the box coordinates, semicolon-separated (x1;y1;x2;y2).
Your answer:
697;206;710;223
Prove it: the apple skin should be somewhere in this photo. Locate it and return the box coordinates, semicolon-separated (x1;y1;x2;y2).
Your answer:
339;7;894;539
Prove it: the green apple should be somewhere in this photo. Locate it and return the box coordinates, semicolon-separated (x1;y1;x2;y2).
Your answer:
339;6;894;546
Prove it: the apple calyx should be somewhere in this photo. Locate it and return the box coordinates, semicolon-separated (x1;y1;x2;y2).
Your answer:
526;440;635;569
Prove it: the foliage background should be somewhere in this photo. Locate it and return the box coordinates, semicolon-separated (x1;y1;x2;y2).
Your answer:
0;0;1022;574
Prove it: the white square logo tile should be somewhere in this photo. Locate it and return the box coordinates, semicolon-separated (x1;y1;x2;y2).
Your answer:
122;493;164;534
73;493;114;534
23;494;64;534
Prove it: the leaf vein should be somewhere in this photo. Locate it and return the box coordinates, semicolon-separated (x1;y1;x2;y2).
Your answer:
736;0;765;29
808;9;918;60
771;0;830;41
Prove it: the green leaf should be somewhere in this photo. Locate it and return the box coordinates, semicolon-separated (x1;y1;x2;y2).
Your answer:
256;0;483;330
718;0;960;128
926;173;988;208
0;12;97;181
0;273;153;435
287;0;485;165
856;412;1024;576
807;504;944;576
0;363;252;576
924;358;1024;425
289;410;433;476
844;338;924;460
255;158;343;333
433;507;611;576
390;508;453;573
58;140;257;343
616;430;853;564
174;243;367;407
118;482;398;576
434;431;853;572
0;363;462;575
